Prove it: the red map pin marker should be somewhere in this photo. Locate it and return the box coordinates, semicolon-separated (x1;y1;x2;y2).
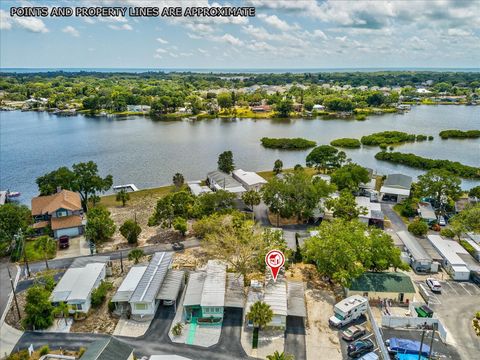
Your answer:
265;249;285;282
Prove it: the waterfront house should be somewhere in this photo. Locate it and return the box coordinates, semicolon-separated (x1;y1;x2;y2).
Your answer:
31;189;84;238
127;104;151;113
251;104;272;112
81;336;134;360
183;260;227;324
50;260;107;313
232;169;267;191
346;272;416;305
380;174;412;203
207;171;246;195
187;181;212;196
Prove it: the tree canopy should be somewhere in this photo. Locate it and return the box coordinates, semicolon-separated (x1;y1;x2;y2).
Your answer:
416;169;462;210
306;145;347;173
85;206;116;244
331;163;370;191
120;219;142;244
0;203;32;255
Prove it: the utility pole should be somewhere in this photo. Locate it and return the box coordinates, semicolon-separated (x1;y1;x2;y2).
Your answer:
21;230;30;278
7;266;21;321
418;322;427;360
428;322;437;359
120;251;124;274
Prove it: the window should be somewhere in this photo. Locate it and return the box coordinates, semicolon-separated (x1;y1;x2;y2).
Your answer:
135;303;148;310
56;209;68;217
71;303;82;311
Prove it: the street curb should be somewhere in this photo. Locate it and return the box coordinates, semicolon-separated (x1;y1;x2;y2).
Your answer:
0;264;21;327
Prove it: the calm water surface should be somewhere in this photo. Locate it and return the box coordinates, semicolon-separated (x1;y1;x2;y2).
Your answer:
1;105;479;205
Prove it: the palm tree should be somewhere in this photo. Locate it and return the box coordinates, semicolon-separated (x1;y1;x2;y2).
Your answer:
33;236;56;270
246;301;273;330
266;351;294;360
116;189;130;207
172;173;185;189
128;248;145;264
53;301;70;326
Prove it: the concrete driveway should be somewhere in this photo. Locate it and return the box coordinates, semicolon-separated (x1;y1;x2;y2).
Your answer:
54;236;90;259
285;316;306;360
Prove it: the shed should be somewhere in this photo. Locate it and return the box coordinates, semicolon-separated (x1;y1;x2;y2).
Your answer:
397;231;436;273
187;181;212;196
427;235;470;281
356;196;384;228
418;202;437;223
346;272;416;304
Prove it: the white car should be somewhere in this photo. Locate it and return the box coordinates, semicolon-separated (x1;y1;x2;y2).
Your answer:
438;216;446;226
426;278;442;293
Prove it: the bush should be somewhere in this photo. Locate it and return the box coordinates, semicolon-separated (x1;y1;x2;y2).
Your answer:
260;137;316;150
78;348;86;358
172;322;184;336
379;143;388;150
355;114;367;121
375;151;480;179
108;301;116;313
39;345;50;356
416;134;428;141
460;240;477;258
119;219;142;244
91;281;113;307
361;131;416;146
173;217;187;236
330;138;361;148
428;135;434;140
408;219;429;236
439;129;480;139
440;228;456;238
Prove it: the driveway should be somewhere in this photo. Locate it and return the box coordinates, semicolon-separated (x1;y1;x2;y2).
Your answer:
381;203;407;232
285;316;306;360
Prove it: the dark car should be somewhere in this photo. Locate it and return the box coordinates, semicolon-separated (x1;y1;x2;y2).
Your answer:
172;242;184;251
348;339;374;358
58;235;70;249
342;325;366;341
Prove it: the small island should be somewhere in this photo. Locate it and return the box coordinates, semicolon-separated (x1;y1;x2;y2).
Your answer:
330;138;361;148
260;137;316;150
361;131;432;148
439;129;480;139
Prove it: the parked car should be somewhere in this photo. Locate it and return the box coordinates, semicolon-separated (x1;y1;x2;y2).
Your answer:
348;339;374;358
426;278;442;293
438;216;446;226
342;325;366;341
172;242;184;251
58;235;70;249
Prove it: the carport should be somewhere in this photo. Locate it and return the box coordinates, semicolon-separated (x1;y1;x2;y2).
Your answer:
156;269;185;312
225;273;245;309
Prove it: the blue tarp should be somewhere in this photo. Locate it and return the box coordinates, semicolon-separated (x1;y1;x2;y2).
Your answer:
388;338;430;357
396;354;428;360
358;352;379;360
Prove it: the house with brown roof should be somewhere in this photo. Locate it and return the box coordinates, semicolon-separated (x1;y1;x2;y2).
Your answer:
31;189;85;238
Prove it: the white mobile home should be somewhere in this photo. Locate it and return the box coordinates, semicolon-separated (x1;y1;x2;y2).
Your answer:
427;235;470;281
380;174;412;203
232;169;267;191
50;262;106;313
397;231;438;273
207;171;246;195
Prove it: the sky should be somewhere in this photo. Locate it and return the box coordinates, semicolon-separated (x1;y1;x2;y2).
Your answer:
1;0;479;69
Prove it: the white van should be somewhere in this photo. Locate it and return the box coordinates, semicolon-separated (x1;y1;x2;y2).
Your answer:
329;295;368;328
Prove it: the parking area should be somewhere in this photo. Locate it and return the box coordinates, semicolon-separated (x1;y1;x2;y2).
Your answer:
337;317;382;359
415;280;480;305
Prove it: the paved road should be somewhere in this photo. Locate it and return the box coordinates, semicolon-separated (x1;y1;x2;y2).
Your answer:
254;202;271;227
15;307;251;360
285;316;306;360
0;259;18;325
381;203;407;232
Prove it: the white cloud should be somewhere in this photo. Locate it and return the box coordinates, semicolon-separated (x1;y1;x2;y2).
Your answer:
14;17;49;33
0;10;12;30
154;54;163;59
169;52;179;58
84;18;95;24
218;33;244;46
257;14;299;31
156;37;169;44
156;48;167;53
197;48;207;54
109;24;133;31
62;26;80;37
311;29;328;40
447;28;471;37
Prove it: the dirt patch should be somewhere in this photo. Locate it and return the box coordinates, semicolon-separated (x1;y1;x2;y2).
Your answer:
5;290;27;330
9;349;80;360
172;247;209;270
267;213;305;226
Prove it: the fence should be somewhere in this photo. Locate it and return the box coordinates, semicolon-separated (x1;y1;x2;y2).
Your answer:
381;315;448;342
367;304;390;360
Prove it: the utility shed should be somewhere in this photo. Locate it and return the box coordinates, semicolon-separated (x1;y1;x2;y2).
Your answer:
397;231;437;273
264;271;288;328
427;235;470;281
225;273;245;308
187;181;212;196
287;281;307;317
81;336;133;360
129;252;173;320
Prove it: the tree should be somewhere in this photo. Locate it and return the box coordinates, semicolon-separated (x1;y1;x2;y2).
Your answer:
247;301;273;329
23;285;54;330
173;217;188;236
35;166;76;195
468;186;480;199
33;236;56;270
150;191;194;227
52;301;70;326
303;219;406;286
275;99;293;117
119;219;142;244
450;203;480;234
242;190;261;211
85;206;116;244
0;203;32;255
116;189;130;207
128;248;145;264
266;351;294;360
416;169;461;212
331;163;370;191
173;173;185;189
325;191;367;221
306;145;347;173
191;190;236;218
273;159;283;175
261;177;284;227
217;150;234;173
217;92;233;109
408;219;429;236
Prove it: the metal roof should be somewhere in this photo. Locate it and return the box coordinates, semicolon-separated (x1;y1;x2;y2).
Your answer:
427;235;468;267
225;273;245;308
130;252;173;303
70;256;110;268
287;281;307;317
183;272;207;307
157;269;185;301
264;271;288;316
348;272;416;294
232;169;267;186
418;202;436;221
111;265;147;303
380;186;411;196
80;336;133;360
51;262;105;302
207;171;245;192
397;231;432;263
383;174;413;189
201;261;227;307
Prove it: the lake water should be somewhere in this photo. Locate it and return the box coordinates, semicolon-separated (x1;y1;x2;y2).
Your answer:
1;105;479;205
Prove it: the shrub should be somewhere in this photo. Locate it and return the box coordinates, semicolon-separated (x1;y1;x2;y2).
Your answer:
39;345;50;356
173;217;187;236
78;348;86;358
330;138;361;148
460;240;477;258
355;114;367;121
91;281;113;307
260;137;316;150
379;143;388;150
408;219;429;236
440;228;456;238
428;136;434;140
439;129;480;139
172;322;184;336
389;146;394;151
416;134;427;141
361;131;416;146
119;219;142;244
108;301;116;313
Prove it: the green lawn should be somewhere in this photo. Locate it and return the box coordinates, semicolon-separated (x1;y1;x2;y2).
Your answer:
24;239;57;262
99;185;175;207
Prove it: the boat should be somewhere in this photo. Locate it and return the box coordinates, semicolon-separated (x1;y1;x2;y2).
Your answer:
113;184;139;192
6;191;21;198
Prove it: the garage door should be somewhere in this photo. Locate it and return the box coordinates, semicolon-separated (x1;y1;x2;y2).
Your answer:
56;227;80;238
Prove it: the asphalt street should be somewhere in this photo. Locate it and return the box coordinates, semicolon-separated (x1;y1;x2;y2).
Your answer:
0;259;18;325
285;316;307;360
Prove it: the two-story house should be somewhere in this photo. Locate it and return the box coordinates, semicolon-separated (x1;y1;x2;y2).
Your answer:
31;189;85;238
